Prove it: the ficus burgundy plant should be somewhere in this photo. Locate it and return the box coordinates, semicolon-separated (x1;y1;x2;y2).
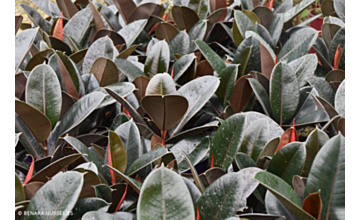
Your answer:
15;0;345;219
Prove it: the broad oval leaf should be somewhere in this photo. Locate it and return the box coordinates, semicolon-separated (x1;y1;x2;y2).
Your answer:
114;58;147;81
155;22;179;43
63;8;93;50
114;120;141;171
211;113;247;171
334;0;345;22
70;197;110;220
56;0;78;19
270;62;300;125
233;10;257;47
253;6;274;30
248;78;273;117
172;5;199;32
307;77;336;105
25;64;62;129
229;75;253;113
25;171;84;220
137;165;195;220
15;100;51;143
20;4;52;34
172;53;197;82
278;28;318;63
245;111;284;140
106;131;128;182
334;80;345;117
170;136;210;173
144;40;170;76
217;64;239;106
283;0;316;23
188;20;207;52
15;28;39;72
289;54;318;87
83;36;116;75
141;95;189;131
265;190;298;220
239;118;269;162
169;30;190;59
256;137;280;169
118;19;147;47
145;73;176;95
302;128;329;177
304;134;345;220
48;92;105;152
197;172;244;220
90;57;119;87
169;76;220;137
267;142;306;185
188;0;208;20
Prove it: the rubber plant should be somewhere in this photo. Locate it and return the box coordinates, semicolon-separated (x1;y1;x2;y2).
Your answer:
15;0;344;219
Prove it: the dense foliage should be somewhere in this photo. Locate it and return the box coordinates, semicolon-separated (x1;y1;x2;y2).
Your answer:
15;0;345;219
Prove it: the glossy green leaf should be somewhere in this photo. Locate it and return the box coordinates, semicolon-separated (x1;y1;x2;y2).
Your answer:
96;82;136;109
172;5;199;32
238;167;262;202
268;13;284;46
114;120;141;171
248;78;273;117
197;173;243;220
137;164;194;220
25;64;62;129
245;111;284;140
141;95;189;131
15;173;25;204
233;10;257;47
169;76;220;137
305;134;345;220
334;0;345;22
20;4;52;34
240;0;260;10
188;0;209;20
15;100;51;143
289;54;318;87
15;28;39;72
307;77;336;105
114;58;147;81
63;8;93;50
283;0;316;23
170;136;210;173
267;142;306;185
48;92;105;152
256;137;280;169
145;73;176;95
274;0;293;14
239;118;269;162
211;113;247;171
278;28;318;63
118;19;147;47
25;171;84;220
15;113;44;159
236;47;252;78
105;165;142;194
90;58;119;87
93;184;112;203
188;20;207;52
106;131;127;181
83;36;116;75
302;128;329;177
217;64;239;106
245;31;276;62
254;171;316;220
181;150;205;193
334;79;345;117
144;40;170;76
126;147;168;176
169;30;190;59
195;40;226;74
270;62;300;125
172;53;197;82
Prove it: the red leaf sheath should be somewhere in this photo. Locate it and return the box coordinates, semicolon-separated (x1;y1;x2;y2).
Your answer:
269;0;274;10
115;184;128;212
290;119;296;142
334;44;341;69
108;143;116;185
211;152;215;168
196;203;200;220
23;156;35;185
